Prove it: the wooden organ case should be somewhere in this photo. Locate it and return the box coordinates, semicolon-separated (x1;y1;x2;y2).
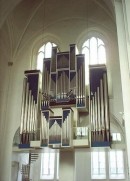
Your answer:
19;44;110;149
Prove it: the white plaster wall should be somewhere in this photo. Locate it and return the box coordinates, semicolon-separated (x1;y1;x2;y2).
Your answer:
59;151;74;181
75;149;91;181
114;0;130;177
108;42;124;123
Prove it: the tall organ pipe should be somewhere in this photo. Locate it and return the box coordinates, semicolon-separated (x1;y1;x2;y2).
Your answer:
90;99;94;141
41;112;44;142
20;78;27;134
23;82;29;132
95;92;98;132
29;95;34;140
27;90;32;133
97;87;101;141
100;79;105;129
78;68;81;105
92;96;95;141
97;87;101;131
90;100;94;131
34;103;38;140
32;100;35;135
80;65;83;104
103;73;109;141
100;79;105;141
22;82;29;143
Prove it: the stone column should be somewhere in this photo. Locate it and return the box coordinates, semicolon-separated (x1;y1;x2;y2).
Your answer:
114;0;130;178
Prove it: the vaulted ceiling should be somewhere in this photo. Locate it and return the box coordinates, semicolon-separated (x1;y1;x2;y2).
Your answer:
0;0;115;29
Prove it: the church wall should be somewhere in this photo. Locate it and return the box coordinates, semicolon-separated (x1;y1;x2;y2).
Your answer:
11;148;128;181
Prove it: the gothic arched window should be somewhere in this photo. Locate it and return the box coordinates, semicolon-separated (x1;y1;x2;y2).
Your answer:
82;37;106;85
37;42;57;72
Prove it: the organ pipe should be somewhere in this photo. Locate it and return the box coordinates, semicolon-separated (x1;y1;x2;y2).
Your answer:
100;79;105;130
97;87;101;131
94;92;98;132
103;73;109;141
20;78;27;134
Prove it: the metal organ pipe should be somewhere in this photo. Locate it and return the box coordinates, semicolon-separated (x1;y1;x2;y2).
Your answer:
103;73;109;141
34;103;38;140
63;71;65;99
32;100;35;136
27;90;31;134
40;112;44;143
77;69;79;105
92;96;95;141
90;99;94;141
80;65;83;105
30;95;34;140
20;78;27;135
97;87;101;141
83;61;85;105
79;68;81;104
97;87;101;131
90;100;93;131
24;82;29;132
100;79;105;130
33;101;37;136
94;92;98;133
31;99;35;139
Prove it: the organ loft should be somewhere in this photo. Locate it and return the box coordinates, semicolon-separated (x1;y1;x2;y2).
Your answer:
19;44;110;149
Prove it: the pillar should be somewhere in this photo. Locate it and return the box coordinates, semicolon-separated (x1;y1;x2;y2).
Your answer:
114;0;130;177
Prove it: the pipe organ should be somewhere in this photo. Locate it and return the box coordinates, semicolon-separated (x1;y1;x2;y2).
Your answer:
19;44;110;149
89;65;110;147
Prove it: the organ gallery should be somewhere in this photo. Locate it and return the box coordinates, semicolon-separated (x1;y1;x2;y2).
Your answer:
19;44;110;149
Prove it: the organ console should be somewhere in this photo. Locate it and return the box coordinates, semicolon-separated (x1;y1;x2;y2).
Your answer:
19;44;110;149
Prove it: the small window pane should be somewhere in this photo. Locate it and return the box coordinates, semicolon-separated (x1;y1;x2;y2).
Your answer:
90;37;98;64
37;52;44;72
109;150;125;179
112;133;121;141
117;133;121;141
39;44;45;52
45;42;52;58
83;40;89;48
82;36;106;85
82;47;89;85
40;150;59;180
91;151;106;179
98;46;106;64
98;39;104;46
